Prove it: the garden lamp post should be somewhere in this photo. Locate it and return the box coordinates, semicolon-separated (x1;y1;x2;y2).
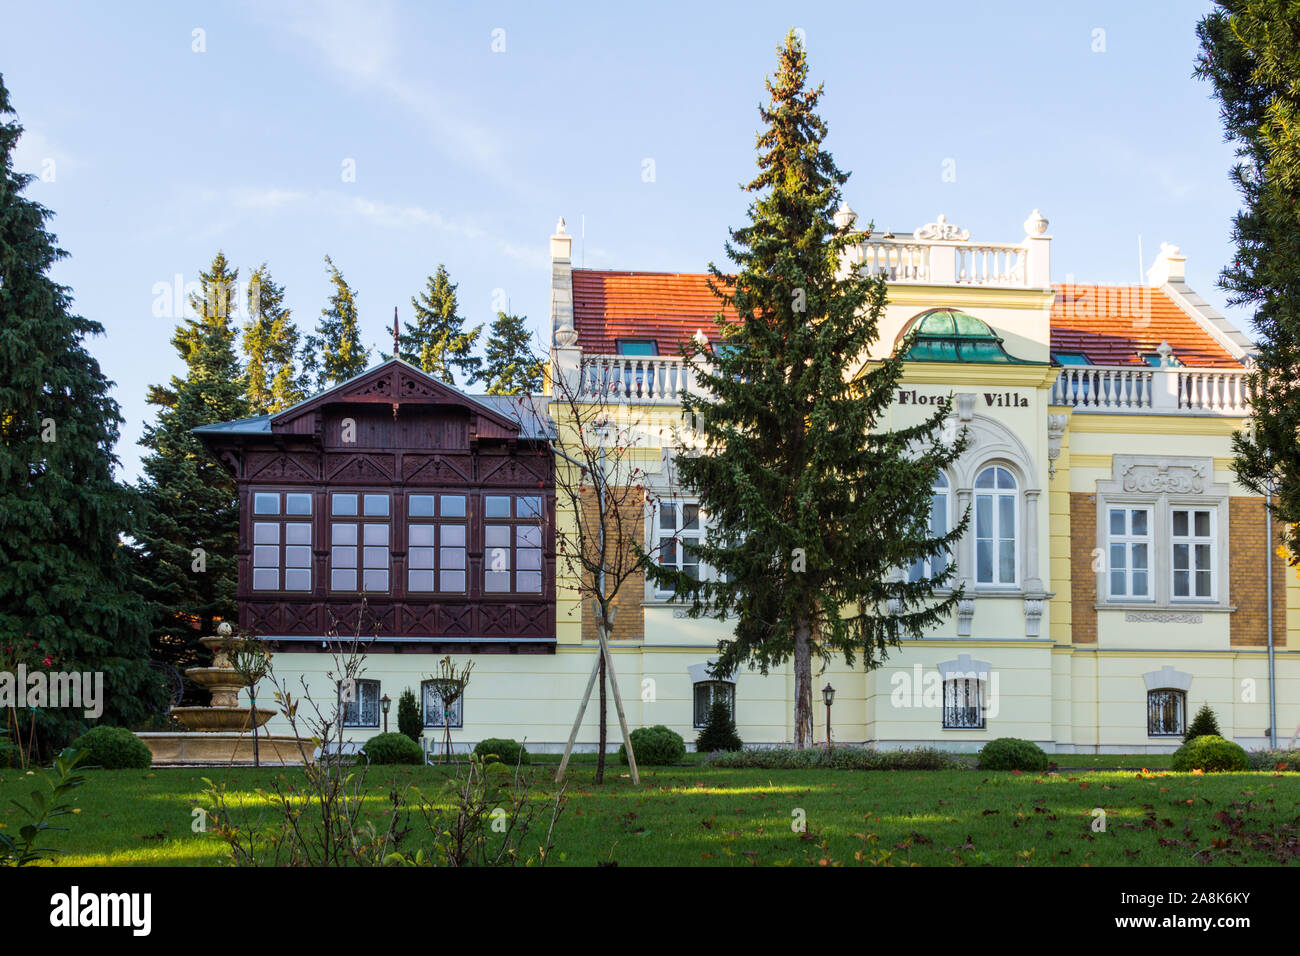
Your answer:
822;683;835;748
381;694;391;733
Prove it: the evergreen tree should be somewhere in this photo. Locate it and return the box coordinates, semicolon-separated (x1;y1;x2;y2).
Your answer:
396;264;482;385
696;696;743;754
242;264;308;413
134;252;248;684
397;688;421;742
480;311;543;395
0;74;158;750
304;255;369;389
1184;703;1223;744
644;33;966;748
1196;4;1300;561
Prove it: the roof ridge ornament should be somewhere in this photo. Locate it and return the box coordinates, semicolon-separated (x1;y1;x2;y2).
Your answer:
913;214;970;242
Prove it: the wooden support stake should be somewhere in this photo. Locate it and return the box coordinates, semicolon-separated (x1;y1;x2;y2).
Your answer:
555;646;603;783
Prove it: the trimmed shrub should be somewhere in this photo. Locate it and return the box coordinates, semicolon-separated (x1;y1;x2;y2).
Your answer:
978;737;1049;772
1183;704;1222;744
696;698;743;754
70;726;152;770
1171;734;1249;773
707;746;961;771
473;738;529;766
363;732;423;765
619;725;686;766
397;688;422;743
1249;748;1300;772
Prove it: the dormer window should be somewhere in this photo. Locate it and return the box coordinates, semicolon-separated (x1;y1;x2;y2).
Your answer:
617;340;658;356
1052;351;1091;366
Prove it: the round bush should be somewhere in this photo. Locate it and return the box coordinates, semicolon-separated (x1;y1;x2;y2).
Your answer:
362;732;423;765
70;726;152;770
473;738;529;766
619;725;686;766
1172;734;1249;773
978;737;1049;772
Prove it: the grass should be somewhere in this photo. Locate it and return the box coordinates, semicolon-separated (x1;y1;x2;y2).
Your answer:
2;760;1297;866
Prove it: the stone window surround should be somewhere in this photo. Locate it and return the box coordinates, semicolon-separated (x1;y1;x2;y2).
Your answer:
1095;456;1230;611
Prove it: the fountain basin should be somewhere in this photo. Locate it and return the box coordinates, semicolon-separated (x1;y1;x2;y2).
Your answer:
172;706;276;732
136;732;315;766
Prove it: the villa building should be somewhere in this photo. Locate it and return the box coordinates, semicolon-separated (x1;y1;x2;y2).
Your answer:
198;207;1298;755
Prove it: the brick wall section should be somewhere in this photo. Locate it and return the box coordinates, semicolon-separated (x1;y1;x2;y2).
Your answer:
1069;492;1097;643
576;486;645;642
1229;496;1288;648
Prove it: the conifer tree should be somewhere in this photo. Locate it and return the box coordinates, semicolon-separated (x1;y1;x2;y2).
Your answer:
304;255;369;389
397;264;482;385
242;264;308;413
1197;3;1300;561
480;311;543;395
644;33;966;748
134;252;248;681
0;74;158;750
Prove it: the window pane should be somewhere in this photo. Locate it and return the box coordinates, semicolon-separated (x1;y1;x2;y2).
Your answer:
332;523;357;546
440;570;466;591
1172;510;1188;536
1132;569;1148;596
409;548;434;570
997;468;1014;489
907;558;925;583
931;495;947;536
253;545;278;567
409;494;435;517
333;546;357;569
253;568;278;590
975;469;994;489
518;496;542;519
1110;569;1126;596
253;522;279;544
363;546;387;569
998;495;1014;536
1109;509;1125;536
486;546;509;571
1131;509;1148;536
485;571;510;592
518;548;542;570
409;570;435;591
517;571;542;593
1194;511;1210;537
1173;570;1189;597
285;569;311;591
253;493;280;515
1173;543;1188;571
409;524;435;547
485;526;510;548
485;495;510;518
517;525;541;548
363;494;389;517
286;493;312;515
682;504;699;531
1194;543;1211;571
1110;543;1125;570
442;525;466;547
363;524;388;546
976;540;993;583
998;540;1014;582
285;546;311;568
932;549;948;577
363;569;388;591
441;548;466;570
1132;543;1148;570
286;522;311;545
660;503;676;529
441;495;467;518
660;536;678;566
1195;570;1212;597
332;493;357;516
331;569;356;590
976;496;992;537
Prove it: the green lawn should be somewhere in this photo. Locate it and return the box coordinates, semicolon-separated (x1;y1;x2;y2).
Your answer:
2;762;1295;866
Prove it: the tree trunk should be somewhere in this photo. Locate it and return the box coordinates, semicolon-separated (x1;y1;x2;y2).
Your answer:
793;620;813;749
596;652;607;783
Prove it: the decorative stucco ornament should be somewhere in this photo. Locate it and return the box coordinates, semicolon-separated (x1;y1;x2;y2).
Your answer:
913;214;970;242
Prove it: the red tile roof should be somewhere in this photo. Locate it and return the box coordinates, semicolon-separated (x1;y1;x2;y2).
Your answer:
570;269;1243;368
1050;284;1240;368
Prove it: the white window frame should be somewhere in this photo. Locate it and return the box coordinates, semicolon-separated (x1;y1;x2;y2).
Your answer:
974;465;1018;588
1170;506;1216;603
1105;505;1153;602
653;499;704;598
908;472;951;583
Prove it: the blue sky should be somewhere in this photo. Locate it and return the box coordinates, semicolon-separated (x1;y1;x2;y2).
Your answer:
2;1;1244;481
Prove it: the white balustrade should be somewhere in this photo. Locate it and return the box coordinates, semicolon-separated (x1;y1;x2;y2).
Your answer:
577;355;694;404
1178;368;1251;415
1049;365;1250;416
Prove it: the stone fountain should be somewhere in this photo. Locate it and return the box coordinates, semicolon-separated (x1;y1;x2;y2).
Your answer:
136;625;314;766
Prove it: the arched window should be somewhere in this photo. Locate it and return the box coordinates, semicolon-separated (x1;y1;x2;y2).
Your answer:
1147;689;1186;737
693;680;735;728
974;466;1017;586
908;473;950;582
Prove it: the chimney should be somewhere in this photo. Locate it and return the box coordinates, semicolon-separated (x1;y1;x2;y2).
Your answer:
550;216;578;348
1146;241;1186;286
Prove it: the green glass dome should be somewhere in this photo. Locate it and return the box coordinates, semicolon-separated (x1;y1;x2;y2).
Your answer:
895;308;1038;364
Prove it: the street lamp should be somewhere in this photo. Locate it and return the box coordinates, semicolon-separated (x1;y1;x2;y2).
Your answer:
822;683;835;747
381;694;392;734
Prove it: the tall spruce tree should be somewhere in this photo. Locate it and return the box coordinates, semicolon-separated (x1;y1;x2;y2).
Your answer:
135;252;247;682
0;74;158;750
242;263;308;413
1197;3;1300;561
644;33;966;748
480;311;543;395
397;264;482;385
304;255;369;389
